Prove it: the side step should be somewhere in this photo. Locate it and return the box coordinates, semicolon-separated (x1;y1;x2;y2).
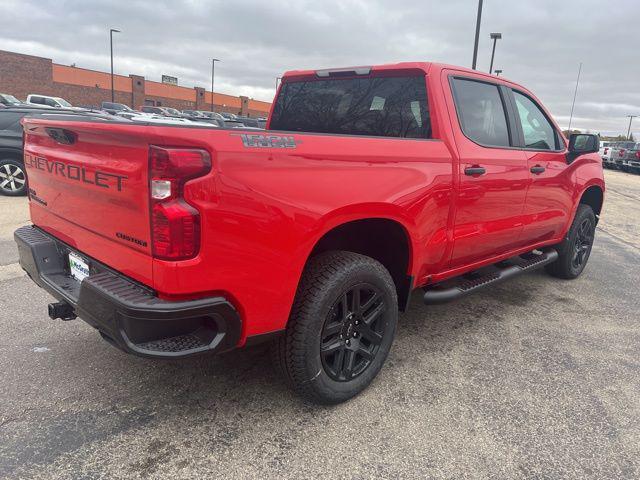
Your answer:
423;249;558;305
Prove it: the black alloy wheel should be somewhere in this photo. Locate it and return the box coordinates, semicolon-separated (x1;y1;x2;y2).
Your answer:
546;204;596;279
571;217;594;271
320;283;387;382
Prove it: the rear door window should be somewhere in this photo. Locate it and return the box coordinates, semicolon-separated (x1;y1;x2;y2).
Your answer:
512;91;558;150
450;78;511;147
270;75;431;138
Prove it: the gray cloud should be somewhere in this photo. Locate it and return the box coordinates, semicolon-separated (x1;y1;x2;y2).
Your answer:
1;0;637;136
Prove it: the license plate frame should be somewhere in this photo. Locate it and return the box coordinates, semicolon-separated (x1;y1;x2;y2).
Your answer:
68;252;90;282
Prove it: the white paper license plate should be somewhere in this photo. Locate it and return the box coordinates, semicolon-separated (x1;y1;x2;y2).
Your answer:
68;252;90;282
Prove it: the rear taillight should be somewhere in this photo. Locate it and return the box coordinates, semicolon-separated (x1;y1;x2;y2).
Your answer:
636;151;640;159
149;146;211;260
619;149;625;156
604;148;609;154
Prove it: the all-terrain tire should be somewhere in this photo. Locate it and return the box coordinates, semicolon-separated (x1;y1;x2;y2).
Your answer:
545;204;596;279
272;251;398;404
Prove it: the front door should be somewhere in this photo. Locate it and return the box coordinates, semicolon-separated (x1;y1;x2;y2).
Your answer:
445;74;530;270
510;89;572;244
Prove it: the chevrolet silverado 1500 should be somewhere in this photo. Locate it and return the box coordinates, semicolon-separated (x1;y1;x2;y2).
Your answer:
16;62;604;404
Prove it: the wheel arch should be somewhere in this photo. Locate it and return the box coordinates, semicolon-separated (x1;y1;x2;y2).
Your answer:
578;184;604;223
306;216;415;311
0;148;23;162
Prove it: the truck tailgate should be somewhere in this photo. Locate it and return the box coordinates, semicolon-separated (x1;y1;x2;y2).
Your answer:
23;119;154;286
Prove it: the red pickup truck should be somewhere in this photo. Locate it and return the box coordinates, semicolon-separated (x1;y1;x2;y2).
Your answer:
16;62;604;404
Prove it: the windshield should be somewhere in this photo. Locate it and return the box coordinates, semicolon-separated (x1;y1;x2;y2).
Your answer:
166;108;181;115
1;94;21;104
55;98;72;107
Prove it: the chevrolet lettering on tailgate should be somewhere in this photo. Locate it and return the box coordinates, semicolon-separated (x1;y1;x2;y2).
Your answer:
24;154;127;191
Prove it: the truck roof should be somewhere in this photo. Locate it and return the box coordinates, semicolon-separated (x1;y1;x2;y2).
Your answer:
281;61;525;91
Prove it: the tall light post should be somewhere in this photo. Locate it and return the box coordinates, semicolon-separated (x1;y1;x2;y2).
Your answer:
494;69;503;76
211;58;221;112
471;0;484;70
489;32;502;74
109;28;120;103
567;62;582;132
627;115;638;140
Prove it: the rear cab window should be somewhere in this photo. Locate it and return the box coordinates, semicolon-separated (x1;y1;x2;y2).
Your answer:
270;75;431;139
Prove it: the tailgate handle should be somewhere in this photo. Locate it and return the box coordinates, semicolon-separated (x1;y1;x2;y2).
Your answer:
464;166;486;176
45;128;77;145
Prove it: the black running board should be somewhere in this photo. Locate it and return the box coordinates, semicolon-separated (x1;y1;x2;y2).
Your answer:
423;249;558;305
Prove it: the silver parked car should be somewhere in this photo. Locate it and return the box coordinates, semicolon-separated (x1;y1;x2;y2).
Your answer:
618;142;640;173
608;141;636;170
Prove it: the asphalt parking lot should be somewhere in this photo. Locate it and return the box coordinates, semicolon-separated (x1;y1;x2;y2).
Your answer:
1;170;639;479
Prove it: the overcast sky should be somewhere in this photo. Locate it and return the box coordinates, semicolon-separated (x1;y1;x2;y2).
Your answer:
1;0;638;136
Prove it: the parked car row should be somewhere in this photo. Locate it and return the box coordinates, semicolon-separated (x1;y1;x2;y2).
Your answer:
0;94;268;196
601;140;640;173
1;93;266;128
133;104;266;129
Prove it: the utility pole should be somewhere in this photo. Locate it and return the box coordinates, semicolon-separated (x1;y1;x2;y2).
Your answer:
471;0;483;70
567;62;582;132
211;58;220;112
627;115;638;140
109;28;120;103
489;32;502;74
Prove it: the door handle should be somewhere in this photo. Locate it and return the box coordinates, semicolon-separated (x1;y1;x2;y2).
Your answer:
530;165;546;174
464;166;486;176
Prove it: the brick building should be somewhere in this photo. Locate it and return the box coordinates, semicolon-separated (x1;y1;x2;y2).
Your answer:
0;49;271;117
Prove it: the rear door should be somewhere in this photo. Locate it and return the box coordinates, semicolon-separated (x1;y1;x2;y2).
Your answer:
445;73;530;269
508;88;572;243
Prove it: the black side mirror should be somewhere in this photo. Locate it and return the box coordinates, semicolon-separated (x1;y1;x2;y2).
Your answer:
567;133;599;163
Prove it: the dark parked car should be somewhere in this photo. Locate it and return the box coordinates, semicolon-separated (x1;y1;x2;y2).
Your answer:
180;110;220;125
235;116;261;128
162;107;188;118
101;102;135;115
140;106;172;116
0;106;110;196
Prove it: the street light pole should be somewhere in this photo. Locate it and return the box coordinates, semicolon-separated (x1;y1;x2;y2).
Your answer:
494;69;503;76
567;62;582;132
489;32;502;74
211;58;220;112
627;115;638;140
471;0;483;70
109;28;120;103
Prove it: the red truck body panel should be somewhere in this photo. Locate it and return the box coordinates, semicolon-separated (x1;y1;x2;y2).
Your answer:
21;62;605;345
